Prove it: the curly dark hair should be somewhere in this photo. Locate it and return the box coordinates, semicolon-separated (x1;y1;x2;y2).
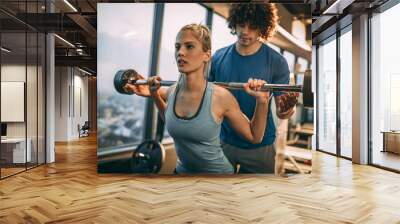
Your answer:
227;3;278;41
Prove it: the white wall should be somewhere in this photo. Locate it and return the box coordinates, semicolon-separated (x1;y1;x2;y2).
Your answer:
1;63;46;164
1;65;32;138
55;66;68;141
73;73;89;137
55;67;89;141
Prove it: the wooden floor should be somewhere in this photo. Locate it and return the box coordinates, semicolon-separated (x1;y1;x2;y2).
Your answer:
1;163;45;178
372;150;400;171
1;167;26;178
1;135;400;223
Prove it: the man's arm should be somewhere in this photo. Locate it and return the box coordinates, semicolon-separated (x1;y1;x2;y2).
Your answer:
271;55;297;119
275;93;297;119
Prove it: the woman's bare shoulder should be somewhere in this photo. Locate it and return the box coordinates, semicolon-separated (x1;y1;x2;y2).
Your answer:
212;84;236;107
167;83;177;95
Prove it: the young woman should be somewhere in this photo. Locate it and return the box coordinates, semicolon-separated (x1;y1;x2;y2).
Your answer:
124;24;270;174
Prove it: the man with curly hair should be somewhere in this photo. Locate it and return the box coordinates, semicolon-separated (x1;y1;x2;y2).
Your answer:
209;3;298;173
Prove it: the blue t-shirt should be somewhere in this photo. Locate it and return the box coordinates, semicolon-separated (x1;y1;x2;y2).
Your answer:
209;43;289;149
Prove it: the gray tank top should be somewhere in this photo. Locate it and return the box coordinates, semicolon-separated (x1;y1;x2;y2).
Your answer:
165;82;234;174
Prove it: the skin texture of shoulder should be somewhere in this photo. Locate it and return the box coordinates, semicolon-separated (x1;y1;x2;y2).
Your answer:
211;84;237;123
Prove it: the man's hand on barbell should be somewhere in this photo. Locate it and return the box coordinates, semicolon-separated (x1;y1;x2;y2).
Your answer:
276;92;299;119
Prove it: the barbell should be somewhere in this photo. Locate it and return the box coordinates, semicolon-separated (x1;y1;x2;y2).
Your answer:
113;69;313;108
114;69;303;93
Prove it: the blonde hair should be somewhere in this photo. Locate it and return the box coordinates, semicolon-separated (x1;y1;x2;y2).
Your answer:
177;24;212;79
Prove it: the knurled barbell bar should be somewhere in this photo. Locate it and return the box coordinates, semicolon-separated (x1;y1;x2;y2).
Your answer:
114;69;304;95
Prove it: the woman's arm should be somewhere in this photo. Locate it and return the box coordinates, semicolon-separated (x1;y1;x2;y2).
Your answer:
147;76;175;121
218;80;270;144
125;75;171;120
151;87;170;121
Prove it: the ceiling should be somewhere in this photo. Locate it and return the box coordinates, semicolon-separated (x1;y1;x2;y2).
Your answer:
310;0;390;43
1;0;317;75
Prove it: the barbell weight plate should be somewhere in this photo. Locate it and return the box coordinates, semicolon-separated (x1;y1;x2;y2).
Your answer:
114;69;141;95
114;70;130;94
131;140;166;173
